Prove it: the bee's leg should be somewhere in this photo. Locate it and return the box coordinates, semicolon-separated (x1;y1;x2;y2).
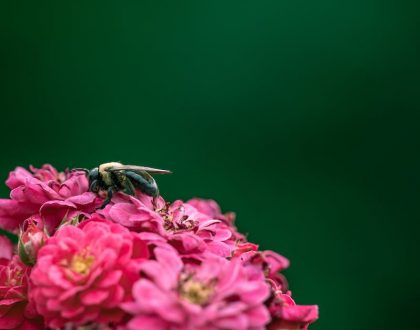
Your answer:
99;187;114;209
89;180;99;193
122;178;136;196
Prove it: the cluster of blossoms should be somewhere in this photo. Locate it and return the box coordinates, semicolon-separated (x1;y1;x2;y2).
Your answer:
0;164;318;329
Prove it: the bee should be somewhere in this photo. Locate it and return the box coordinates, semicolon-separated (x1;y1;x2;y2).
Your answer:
74;162;171;209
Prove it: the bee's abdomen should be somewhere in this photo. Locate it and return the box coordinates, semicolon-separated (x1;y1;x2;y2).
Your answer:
125;171;159;197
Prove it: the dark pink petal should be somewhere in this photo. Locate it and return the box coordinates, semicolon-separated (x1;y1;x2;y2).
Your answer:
264;250;290;273
102;286;124;308
39;200;77;234
279;304;319;323
80;289;109;305
131;234;150;260
169;233;205;254
0;236;13;260
0;298;24;306
60;305;84;319
127;315;168;330
96;270;123;288
0;303;26;329
46;299;61;312
0;199;31;231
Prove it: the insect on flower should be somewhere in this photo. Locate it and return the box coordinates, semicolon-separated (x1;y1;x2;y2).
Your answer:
74;162;171;208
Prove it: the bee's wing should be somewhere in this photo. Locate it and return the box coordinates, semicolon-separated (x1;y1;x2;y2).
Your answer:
107;165;171;174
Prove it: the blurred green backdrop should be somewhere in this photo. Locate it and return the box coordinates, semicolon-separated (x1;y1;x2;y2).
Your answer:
1;1;419;329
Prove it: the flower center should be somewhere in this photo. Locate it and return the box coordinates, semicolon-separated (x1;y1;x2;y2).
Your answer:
6;268;23;287
70;254;95;275
179;279;213;305
159;203;197;233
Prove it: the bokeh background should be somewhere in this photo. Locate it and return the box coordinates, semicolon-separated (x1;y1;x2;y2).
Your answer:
1;1;419;329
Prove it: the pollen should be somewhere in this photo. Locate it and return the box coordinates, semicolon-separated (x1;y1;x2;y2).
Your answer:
179;278;213;305
70;253;95;275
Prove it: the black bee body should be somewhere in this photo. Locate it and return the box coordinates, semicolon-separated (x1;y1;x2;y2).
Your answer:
77;162;171;209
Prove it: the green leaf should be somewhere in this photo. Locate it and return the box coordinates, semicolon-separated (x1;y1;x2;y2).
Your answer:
0;228;18;244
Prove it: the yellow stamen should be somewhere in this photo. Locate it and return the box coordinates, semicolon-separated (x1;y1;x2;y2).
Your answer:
70;254;95;275
180;279;213;305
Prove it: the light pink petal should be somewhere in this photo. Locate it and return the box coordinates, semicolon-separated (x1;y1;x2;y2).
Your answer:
5;167;33;189
108;203;139;227
213;314;249;330
139;247;183;290
131;279;184;323
236;280;270;304
206;241;232;257
66;192;97;206
247;305;271;327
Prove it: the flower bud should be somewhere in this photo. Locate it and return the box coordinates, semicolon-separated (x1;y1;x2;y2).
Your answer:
18;219;48;266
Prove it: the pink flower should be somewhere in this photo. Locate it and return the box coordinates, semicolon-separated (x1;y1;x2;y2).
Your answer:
268;292;318;330
160;200;237;259
0;165;100;232
29;216;149;328
98;194;164;233
101;196;238;260
0;163;319;329
0;256;44;329
122;247;271;330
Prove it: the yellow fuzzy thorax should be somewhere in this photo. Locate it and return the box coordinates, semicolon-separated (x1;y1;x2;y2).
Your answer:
99;162;122;185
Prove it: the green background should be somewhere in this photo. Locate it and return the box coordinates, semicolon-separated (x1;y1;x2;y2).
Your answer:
1;1;419;329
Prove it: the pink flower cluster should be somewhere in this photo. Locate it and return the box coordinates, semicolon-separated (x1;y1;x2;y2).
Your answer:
0;164;318;329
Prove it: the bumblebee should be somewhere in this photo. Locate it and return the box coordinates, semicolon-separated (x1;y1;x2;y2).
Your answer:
75;162;171;208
